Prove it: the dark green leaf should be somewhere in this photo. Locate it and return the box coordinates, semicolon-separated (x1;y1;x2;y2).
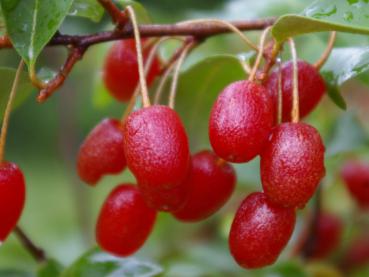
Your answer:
272;0;369;42
37;259;63;277
0;270;34;277
321;47;369;109
271;261;308;277
326;112;369;157
1;0;74;68
0;67;34;119
69;0;104;23
61;248;162;277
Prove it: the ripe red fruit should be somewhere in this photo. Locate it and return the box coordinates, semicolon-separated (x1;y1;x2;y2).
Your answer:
342;235;369;270
123;105;190;190
341;160;369;208
266;60;326;122
0;162;26;242
77;118;126;185
303;213;342;259
173;150;236;221
261;122;325;208
209;80;274;163
229;192;296;269
103;39;161;102
96;184;157;256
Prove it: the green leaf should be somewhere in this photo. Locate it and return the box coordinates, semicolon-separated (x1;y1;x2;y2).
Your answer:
92;72;116;109
321;47;369;109
0;270;34;277
0;67;34;119
1;0;74;69
61;248;162;277
326;112;369;157
175;54;247;151
272;0;369;42
116;0;151;23
69;0;104;23
37;259;63;277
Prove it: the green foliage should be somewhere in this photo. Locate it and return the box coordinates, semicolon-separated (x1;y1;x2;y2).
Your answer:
0;270;34;277
69;0;104;23
0;67;34;120
0;0;73;69
116;0;151;23
61;248;162;277
37;259;63;277
273;0;369;42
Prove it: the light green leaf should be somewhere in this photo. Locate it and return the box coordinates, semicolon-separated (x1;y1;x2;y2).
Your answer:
321;47;369;109
272;0;369;42
37;259;63;277
1;0;74;69
0;67;35;119
116;0;151;23
69;0;104;23
61;248;162;277
326;112;369;157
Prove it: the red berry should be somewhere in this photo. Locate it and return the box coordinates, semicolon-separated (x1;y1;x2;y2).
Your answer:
342;235;369;270
305;213;342;259
261;122;325;208
173;150;236;222
103;39;161;102
123;105;190;190
266;60;326;122
229;192;296;269
0;162;26;242
77;118;126;185
341;160;369;208
209;80;274;163
96;184;157;256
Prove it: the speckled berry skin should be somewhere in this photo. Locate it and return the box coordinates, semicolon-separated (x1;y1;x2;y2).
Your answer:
261;122;325;208
103;39;161;102
173;150;236;222
0;162;26;242
266;60;326;122
229;192;296;269
123;105;190;190
307;213;342;259
209;80;274;163
341;160;369;208
77;118;126;185
96;184;157;257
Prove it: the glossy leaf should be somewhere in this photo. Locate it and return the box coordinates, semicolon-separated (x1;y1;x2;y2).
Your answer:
69;0;104;22
321;47;369;109
0;67;34;119
326;112;369;157
272;0;369;42
1;0;74;68
61;248;162;277
37;259;63;277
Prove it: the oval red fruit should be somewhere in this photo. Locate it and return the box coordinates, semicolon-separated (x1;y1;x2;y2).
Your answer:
209;80;274;163
341;160;369;208
0;162;26;242
342;235;369;270
266;60;326;122
103;39;161;102
123;105;190;190
173;150;236;221
77;118;126;185
229;192;296;269
261;122;325;208
96;184;157;256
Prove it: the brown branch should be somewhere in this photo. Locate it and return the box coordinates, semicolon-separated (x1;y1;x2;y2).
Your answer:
13;226;46;263
97;0;128;27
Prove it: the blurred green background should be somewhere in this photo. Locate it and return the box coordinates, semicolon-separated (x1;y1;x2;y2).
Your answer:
1;0;369;276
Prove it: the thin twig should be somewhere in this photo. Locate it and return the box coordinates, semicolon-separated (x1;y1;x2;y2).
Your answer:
289;38;299;123
13;226;46;263
0;60;24;162
314;31;336;70
98;0;128;27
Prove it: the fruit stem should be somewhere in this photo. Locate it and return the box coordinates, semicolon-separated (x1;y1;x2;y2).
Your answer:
168;42;195;109
178;19;259;51
121;37;172;122
276;56;283;124
14;226;46;263
248;27;270;82
0;60;24;163
126;6;150;108
289;38;299;123
154;62;176;104
314;32;336;70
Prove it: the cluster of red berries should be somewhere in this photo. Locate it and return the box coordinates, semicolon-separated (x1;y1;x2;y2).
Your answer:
76;38;328;269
